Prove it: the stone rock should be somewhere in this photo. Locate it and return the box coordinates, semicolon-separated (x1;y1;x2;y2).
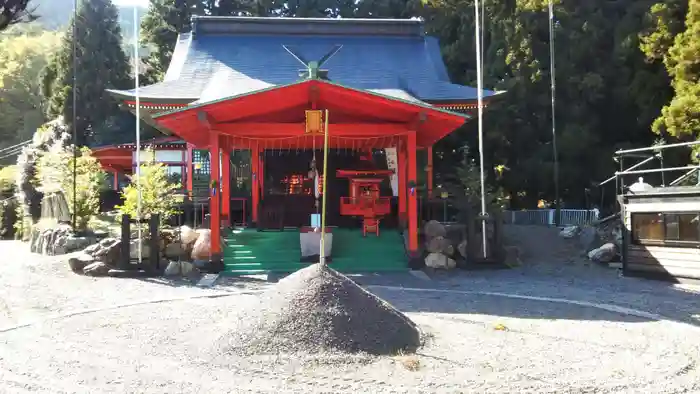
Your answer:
180;261;195;276
579;226;603;252
29;224;95;256
424;220;447;239
164;261;197;277
442;243;455;256
83;261;110;276
92;238;122;267
191;230;212;261
63;236;92;253
83;243;101;256
588;243;618;263
559;225;580;239
164;241;186;260
129;238;150;259
67;253;95;273
457;240;468;258
425;252;456;269
425;236;449;253
179;225;199;246
164;261;181;276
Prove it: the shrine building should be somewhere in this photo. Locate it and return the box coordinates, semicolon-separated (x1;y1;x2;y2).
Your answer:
103;16;498;274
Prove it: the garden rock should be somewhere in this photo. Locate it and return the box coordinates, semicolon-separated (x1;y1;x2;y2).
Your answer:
164;241;186;260
458;240;468;258
426;236;449;253
179;225;199;246
579;226;603;253
424;220;447;239
588;243;618;263
92;238;122;266
67;253;95;273
83;261;110;276
559;226;580;239
425;252;456;269
191;230;212;261
164;261;181;276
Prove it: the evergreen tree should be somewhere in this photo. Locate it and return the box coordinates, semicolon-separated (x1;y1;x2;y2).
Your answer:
140;0;196;83
648;0;699;141
41;0;131;146
0;0;35;31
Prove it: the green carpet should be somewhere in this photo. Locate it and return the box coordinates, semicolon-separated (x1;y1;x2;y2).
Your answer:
223;228;407;275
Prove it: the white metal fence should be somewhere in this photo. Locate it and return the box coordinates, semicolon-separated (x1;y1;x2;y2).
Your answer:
503;209;599;227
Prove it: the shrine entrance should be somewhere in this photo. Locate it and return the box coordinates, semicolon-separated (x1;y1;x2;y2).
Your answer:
153;79;467;272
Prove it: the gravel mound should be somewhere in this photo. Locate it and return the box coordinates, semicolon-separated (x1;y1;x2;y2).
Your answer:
217;263;421;356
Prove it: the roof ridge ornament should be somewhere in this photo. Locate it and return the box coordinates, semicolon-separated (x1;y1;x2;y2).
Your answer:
282;44;343;80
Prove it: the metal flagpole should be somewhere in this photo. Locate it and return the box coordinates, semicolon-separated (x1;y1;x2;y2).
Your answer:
133;7;142;263
319;109;330;265
71;0;78;230
549;0;560;226
474;0;488;258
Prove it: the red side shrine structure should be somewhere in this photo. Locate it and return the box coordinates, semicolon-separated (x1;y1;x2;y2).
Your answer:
105;16;498;265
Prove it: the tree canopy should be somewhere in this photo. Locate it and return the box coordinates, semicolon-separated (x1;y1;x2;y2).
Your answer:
0;0;35;31
40;0;132;146
0;0;698;211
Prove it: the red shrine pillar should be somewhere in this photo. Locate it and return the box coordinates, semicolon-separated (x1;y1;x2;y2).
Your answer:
426;146;434;198
112;170;119;191
221;144;231;227
186;143;194;198
398;142;407;228
209;131;221;259
259;149;265;202
407;131;418;253
251;145;260;225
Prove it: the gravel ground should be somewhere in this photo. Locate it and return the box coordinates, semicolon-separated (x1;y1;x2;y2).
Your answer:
217;264;420;356
1;240;700;393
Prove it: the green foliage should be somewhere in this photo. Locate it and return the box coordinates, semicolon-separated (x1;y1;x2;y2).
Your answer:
0;165;17;198
446;147;506;213
0;28;62;152
647;0;700;141
422;0;676;208
35;144;106;230
40;0;131;147
117;153;183;224
0;165;18;239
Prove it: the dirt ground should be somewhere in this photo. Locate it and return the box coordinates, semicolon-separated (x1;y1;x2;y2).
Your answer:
1;237;700;393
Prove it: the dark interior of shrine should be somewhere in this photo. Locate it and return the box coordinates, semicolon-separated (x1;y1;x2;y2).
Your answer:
258;149;399;229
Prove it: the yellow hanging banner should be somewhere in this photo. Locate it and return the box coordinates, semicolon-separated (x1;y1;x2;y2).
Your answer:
305;110;324;134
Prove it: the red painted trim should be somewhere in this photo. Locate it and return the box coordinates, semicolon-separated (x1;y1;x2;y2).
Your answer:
407;131;418;252
153;80;469;148
398;141;406;227
209;132;221;255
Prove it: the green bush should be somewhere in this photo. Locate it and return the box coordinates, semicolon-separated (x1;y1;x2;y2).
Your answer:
0;166;18;239
36;145;105;230
117;154;183;225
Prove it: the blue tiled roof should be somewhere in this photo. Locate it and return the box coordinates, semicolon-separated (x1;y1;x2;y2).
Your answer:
108;17;495;103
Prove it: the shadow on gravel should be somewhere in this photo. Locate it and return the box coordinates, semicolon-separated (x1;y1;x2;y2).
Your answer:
371;288;654;323
130;267;700;327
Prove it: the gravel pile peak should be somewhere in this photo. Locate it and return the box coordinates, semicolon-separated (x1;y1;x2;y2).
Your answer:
217;263;421;356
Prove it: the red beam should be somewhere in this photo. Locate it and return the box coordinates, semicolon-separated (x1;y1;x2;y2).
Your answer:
215;122;408;136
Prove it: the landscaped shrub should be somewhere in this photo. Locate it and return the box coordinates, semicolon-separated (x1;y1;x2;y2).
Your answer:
0;166;18;239
117;152;183;225
15;118;71;224
35;144;106;230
